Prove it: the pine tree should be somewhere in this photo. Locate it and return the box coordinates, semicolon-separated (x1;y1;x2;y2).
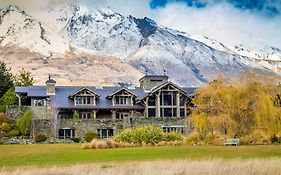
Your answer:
14;68;35;86
0;61;14;98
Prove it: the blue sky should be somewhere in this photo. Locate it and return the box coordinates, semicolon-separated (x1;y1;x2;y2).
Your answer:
1;0;281;49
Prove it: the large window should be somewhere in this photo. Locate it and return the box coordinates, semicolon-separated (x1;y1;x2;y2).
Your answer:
148;108;156;118
114;96;129;105
97;128;114;138
160;107;177;117
148;95;156;106
160;91;176;106
180;108;185;117
75;96;95;105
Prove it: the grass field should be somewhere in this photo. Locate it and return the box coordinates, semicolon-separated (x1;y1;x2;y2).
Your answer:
0;144;281;167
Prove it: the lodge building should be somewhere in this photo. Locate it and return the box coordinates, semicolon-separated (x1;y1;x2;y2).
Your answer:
13;75;196;139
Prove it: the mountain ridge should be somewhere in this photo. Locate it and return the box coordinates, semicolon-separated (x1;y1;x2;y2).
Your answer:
0;4;280;86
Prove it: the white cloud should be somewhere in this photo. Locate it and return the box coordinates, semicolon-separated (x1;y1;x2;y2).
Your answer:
0;0;73;12
80;0;153;18
151;2;281;49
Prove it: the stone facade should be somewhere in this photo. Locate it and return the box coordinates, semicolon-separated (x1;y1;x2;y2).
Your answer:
12;75;196;139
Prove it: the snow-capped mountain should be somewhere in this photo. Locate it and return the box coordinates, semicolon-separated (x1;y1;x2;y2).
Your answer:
50;4;280;86
0;4;280;86
0;5;70;57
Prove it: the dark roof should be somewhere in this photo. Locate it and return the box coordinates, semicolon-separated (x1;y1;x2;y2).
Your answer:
107;88;137;98
15;84;197;109
69;87;101;98
15;86;146;109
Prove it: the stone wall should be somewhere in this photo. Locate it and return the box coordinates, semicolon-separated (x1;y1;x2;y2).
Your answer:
6;106;190;139
6;106;56;137
58;116;189;138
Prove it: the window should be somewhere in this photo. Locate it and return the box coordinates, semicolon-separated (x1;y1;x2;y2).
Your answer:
116;112;129;120
160;91;176;106
148;108;156;118
160;107;177;117
148;95;156;106
58;128;75;139
97;128;114;138
75;96;95;105
33;98;46;106
114;96;129;105
78;112;92;119
180;96;185;106
180;108;185;117
162;126;185;135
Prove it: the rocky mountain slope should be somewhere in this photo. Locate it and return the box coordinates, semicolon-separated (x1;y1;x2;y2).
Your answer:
0;4;280;86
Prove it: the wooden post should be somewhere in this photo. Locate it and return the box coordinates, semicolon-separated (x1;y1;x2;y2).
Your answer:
92;110;97;120
176;93;180;118
15;93;22;107
156;91;161;118
111;110;116;121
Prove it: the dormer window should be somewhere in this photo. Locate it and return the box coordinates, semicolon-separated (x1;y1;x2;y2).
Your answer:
107;88;137;106
114;96;129;105
75;96;95;105
69;87;100;106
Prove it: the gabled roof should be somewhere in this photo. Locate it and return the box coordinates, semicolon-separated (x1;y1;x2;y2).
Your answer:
69;87;100;98
138;81;190;101
107;88;137;98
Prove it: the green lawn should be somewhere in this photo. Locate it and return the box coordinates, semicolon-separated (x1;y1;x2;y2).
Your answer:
0;144;281;167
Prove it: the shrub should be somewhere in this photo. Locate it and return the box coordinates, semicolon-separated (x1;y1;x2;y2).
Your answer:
71;138;80;143
6;129;20;137
183;132;200;145
163;132;183;142
84;132;99;142
270;134;279;144
0;123;12;133
105;139;115;148
35;133;47;142
240;135;254;145
0;113;5;124
114;125;171;145
16;110;31;136
0;131;6;138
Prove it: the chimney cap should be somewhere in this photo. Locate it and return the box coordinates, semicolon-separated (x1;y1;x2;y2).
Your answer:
45;75;56;84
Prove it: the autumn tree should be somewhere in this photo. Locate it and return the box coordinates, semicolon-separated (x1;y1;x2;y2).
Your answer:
191;73;281;139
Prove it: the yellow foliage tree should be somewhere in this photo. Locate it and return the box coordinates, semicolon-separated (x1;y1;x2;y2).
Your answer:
191;73;281;139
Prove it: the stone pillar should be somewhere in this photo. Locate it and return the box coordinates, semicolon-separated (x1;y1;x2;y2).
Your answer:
176;93;180;118
156;91;161;118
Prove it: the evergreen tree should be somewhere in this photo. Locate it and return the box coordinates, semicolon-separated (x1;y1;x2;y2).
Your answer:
14;69;35;86
0;61;14;98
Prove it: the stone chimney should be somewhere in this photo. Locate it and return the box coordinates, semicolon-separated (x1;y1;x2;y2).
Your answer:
45;75;56;95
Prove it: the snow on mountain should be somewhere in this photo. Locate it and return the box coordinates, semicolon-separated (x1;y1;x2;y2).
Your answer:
0;4;280;86
48;4;280;86
0;5;70;57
